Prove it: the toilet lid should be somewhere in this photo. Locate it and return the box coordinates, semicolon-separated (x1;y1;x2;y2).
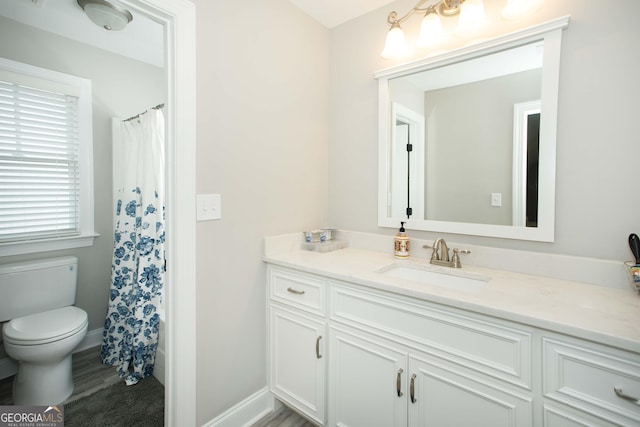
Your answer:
3;306;88;344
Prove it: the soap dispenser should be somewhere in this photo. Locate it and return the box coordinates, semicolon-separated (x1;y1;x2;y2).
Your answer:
394;222;410;258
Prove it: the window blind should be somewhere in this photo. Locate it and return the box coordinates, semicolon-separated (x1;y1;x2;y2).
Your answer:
0;80;81;242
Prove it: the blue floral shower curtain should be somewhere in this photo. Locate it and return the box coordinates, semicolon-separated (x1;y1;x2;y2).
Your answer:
101;108;165;386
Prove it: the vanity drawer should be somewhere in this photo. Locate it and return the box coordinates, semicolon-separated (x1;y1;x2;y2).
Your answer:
329;283;532;388
269;267;326;316
543;338;640;427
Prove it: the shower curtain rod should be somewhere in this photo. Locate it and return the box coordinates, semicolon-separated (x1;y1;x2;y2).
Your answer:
123;103;165;122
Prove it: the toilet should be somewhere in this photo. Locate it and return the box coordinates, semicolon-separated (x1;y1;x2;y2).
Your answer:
0;256;88;405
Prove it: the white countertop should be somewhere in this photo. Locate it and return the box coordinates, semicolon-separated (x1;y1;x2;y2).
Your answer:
264;246;640;353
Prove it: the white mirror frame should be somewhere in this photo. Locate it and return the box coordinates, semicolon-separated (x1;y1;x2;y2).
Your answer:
375;16;570;242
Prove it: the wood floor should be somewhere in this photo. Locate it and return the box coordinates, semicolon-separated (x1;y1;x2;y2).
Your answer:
252;404;317;427
0;348;311;426
0;346;121;405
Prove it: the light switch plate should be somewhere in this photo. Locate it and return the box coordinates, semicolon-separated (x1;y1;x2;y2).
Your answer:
490;192;502;207
197;194;222;221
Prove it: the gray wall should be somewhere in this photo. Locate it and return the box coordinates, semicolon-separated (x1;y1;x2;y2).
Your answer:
425;69;541;225
329;0;640;261
193;0;329;424
0;16;165;332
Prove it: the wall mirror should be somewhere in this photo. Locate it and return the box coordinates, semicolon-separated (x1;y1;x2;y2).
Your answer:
376;17;569;242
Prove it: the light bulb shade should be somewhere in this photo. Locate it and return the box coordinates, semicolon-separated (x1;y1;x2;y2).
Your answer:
456;0;486;33
502;0;542;20
417;11;444;48
381;23;407;59
77;0;132;31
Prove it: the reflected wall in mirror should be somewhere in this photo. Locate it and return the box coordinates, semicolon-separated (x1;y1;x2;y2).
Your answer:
376;17;570;242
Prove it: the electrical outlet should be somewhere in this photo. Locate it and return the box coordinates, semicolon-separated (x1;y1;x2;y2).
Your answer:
490;193;502;207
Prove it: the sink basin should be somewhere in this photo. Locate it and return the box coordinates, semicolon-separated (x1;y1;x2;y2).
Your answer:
378;264;490;292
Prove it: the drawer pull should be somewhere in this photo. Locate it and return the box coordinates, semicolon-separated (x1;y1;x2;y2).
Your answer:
316;336;322;359
397;369;404;397
410;374;417;403
287;287;305;295
614;387;640;405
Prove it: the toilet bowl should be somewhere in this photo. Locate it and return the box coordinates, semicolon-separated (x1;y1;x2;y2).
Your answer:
0;257;88;405
3;306;88;405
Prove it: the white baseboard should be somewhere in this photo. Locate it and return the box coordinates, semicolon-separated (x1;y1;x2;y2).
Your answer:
75;327;103;353
78;327;168;386
0;327;103;380
0;356;17;380
202;387;275;427
153;346;165;385
1;327;168;385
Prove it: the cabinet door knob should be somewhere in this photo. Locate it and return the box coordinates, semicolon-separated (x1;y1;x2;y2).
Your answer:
316;335;322;359
287;287;305;295
397;368;404;397
410;374;417;403
614;387;640;405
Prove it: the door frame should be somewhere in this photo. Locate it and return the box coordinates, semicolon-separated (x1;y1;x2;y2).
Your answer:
121;1;197;425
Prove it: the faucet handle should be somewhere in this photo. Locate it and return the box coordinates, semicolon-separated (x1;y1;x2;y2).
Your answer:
451;248;470;268
422;244;439;261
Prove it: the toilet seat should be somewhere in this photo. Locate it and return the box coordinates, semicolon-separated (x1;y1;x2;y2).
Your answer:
3;306;88;346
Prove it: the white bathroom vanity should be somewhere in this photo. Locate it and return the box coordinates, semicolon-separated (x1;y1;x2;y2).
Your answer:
264;232;640;427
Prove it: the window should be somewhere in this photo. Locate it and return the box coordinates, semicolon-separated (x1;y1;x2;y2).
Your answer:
0;57;96;256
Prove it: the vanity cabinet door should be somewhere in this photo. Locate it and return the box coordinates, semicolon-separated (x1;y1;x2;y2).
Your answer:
329;326;408;427
270;307;326;425
408;353;533;427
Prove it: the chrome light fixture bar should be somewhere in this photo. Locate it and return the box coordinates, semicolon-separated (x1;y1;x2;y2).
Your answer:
77;0;133;31
381;0;542;59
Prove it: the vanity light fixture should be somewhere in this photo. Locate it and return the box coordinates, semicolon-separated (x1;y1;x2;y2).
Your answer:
77;0;133;31
382;0;541;59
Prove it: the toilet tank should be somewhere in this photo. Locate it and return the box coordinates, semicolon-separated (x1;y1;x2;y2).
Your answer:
0;256;78;322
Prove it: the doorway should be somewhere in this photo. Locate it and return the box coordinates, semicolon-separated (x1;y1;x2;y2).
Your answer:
103;0;196;424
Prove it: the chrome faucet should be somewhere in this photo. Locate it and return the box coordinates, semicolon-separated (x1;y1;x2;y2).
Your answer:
423;238;470;268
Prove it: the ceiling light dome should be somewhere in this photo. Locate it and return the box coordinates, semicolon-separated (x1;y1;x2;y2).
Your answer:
77;0;133;31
